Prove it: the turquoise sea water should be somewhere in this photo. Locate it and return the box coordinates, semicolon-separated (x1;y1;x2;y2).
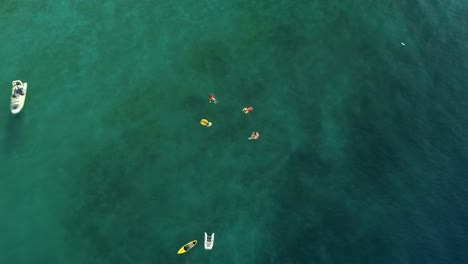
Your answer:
1;1;467;263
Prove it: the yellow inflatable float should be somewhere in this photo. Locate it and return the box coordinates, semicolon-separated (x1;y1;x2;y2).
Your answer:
200;119;212;127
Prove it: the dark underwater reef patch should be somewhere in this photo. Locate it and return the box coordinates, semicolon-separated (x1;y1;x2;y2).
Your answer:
267;149;391;263
60;121;167;262
186;40;232;80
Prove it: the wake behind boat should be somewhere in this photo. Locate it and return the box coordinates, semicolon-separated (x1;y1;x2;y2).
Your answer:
10;80;28;114
177;240;197;255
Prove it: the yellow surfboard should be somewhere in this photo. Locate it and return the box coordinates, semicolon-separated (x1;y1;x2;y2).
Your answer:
177;240;197;254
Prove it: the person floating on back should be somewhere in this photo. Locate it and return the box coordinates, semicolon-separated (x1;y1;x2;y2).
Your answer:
208;94;217;104
248;131;260;140
242;106;253;114
200;119;212;127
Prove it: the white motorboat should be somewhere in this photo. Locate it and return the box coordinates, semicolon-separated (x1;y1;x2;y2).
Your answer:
10;80;28;114
204;232;215;250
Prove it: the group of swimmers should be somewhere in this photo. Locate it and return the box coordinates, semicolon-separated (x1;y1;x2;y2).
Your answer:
201;94;260;140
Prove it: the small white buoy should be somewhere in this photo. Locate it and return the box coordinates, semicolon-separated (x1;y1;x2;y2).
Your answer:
401;42;405;46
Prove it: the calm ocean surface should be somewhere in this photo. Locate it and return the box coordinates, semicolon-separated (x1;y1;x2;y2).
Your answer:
0;1;467;263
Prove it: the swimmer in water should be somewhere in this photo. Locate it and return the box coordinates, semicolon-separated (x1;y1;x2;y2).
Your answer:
242;106;253;114
208;94;217;104
248;131;260;140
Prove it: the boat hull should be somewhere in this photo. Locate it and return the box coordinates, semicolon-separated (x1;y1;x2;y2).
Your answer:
10;80;27;114
204;232;215;250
